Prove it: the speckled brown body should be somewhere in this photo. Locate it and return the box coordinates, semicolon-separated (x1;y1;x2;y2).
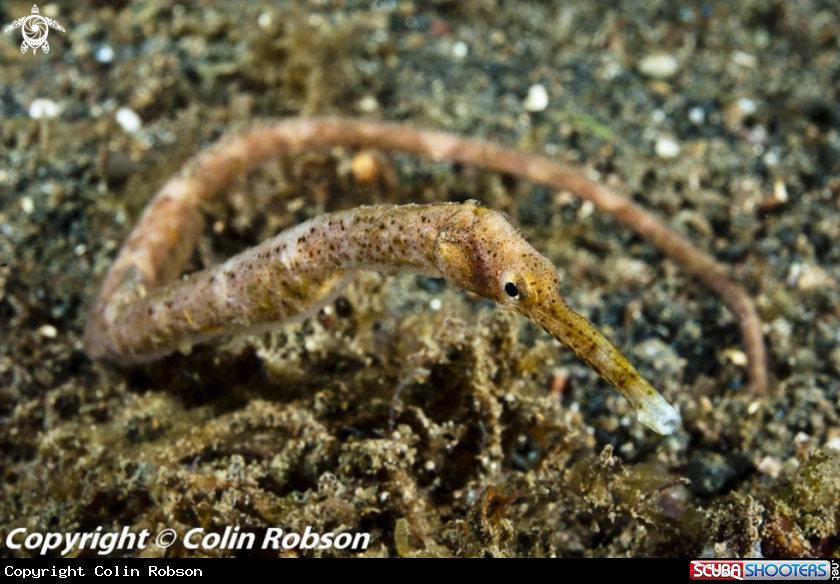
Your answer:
98;203;460;362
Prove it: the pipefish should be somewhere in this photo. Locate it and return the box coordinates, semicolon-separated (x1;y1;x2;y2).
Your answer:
84;118;770;436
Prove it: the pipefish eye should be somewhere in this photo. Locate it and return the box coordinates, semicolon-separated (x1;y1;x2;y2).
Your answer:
502;278;533;305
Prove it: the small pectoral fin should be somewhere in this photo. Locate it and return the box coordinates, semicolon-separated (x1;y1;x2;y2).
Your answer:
434;233;474;290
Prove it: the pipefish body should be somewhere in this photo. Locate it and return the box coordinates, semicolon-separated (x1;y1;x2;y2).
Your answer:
84;122;681;435
86;205;680;435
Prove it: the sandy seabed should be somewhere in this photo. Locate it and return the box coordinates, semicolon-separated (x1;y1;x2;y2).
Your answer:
0;0;838;557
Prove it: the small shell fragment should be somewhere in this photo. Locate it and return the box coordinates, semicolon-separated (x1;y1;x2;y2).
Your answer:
29;99;61;119
655;136;681;159
524;84;549;112
722;348;748;367
638;53;679;79
38;324;58;338
115;107;143;135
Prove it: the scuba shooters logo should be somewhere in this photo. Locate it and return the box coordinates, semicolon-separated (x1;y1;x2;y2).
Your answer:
691;560;838;581
691;561;744;580
4;5;65;55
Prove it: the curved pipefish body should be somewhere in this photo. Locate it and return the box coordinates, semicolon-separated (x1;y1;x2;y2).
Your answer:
85;200;680;435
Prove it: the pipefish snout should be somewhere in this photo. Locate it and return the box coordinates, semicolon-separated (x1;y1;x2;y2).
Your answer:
434;204;680;435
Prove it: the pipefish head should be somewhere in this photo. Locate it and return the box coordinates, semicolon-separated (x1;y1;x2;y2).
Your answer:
433;202;559;310
433;201;680;435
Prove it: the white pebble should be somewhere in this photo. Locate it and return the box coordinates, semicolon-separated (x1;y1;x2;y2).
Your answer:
28;99;61;119
358;95;379;113
688;107;705;125
257;12;272;29
731;50;757;68
523;84;549;112
95;45;114;63
737;98;757;115
722;348;748;367
21;197;34;214
38;324;58;338
638;53;679;79
115;107;143;135
452;41;468;59
773;178;788;203
429;298;442;311
654;135;681;159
